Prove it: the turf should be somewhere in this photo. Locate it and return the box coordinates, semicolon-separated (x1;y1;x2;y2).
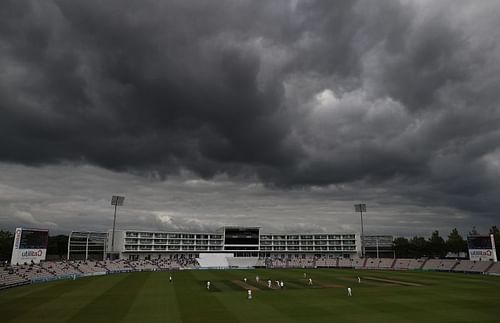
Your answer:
1;269;499;322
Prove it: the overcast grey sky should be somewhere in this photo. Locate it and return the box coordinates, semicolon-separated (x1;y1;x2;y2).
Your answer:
1;0;499;237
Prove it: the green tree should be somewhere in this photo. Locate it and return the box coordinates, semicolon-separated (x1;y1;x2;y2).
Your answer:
0;230;14;261
446;228;467;256
394;237;410;258
47;235;69;259
428;230;446;258
409;236;428;258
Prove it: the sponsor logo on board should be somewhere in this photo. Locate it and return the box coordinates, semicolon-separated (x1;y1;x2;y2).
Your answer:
21;249;44;257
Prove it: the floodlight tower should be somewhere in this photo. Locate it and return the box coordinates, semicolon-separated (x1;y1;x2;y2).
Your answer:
354;203;367;258
110;195;125;255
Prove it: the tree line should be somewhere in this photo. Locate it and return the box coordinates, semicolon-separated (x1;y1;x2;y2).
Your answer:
393;226;499;258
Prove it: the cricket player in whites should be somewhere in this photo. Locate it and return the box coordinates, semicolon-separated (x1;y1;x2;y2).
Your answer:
247;289;252;300
308;278;313;285
207;281;211;290
347;287;352;296
358;276;361;283
267;280;272;288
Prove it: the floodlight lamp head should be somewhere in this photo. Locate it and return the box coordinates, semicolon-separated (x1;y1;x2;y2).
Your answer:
111;195;125;206
354;204;366;212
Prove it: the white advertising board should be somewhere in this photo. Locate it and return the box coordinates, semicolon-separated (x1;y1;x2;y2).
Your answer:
467;234;497;262
468;249;496;261
11;248;47;265
10;228;49;265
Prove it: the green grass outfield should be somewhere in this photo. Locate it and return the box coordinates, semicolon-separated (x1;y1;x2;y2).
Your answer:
1;269;499;322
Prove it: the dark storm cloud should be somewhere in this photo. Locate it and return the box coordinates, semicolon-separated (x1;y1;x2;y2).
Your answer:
0;0;296;174
1;0;500;222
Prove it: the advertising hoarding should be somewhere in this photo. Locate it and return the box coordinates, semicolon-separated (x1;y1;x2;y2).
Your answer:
11;228;49;265
467;234;497;262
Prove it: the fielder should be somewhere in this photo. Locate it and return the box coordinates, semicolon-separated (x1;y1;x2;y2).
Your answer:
268;280;272;288
244;277;247;283
207;281;211;290
256;275;259;283
347;287;352;296
247;289;252;300
358;276;361;284
308;278;313;285
169;275;172;283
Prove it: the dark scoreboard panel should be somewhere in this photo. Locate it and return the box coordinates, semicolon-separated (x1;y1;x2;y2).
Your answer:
224;228;259;245
19;229;49;249
467;236;493;249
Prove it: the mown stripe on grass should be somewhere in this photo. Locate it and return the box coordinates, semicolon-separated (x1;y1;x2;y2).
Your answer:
0;280;57;301
4;275;130;323
174;271;239;323
220;280;246;292
335;276;388;287
363;276;423;286
0;277;100;322
161;272;183;323
122;272;181;323
67;272;150;323
258;289;334;322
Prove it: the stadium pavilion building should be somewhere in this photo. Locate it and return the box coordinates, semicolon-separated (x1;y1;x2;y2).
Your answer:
68;226;361;262
109;226;359;261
